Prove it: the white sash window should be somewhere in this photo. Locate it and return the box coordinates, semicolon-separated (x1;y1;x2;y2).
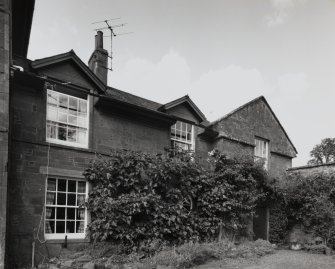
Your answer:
46;89;89;148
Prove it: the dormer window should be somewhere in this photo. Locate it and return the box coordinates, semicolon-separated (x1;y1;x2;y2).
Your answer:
171;121;194;151
46;89;89;148
254;137;268;169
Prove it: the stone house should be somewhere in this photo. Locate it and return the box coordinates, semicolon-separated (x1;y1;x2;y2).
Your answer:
1;1;297;268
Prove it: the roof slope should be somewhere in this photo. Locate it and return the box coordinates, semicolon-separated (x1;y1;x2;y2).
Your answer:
105;87;162;111
208;96;298;155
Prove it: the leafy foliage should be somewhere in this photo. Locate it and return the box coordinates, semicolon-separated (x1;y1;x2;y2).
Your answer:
84;149;271;248
271;171;335;246
308;138;335;165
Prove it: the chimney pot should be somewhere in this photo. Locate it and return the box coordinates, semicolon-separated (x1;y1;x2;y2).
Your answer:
95;31;104;49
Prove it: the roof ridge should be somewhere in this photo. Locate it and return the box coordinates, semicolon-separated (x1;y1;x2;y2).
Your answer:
32;50;73;62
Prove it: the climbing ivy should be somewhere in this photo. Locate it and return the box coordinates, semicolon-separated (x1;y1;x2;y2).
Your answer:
270;171;335;247
84;149;271;248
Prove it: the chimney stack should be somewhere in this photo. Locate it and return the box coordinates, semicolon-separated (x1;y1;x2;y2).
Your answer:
88;31;108;85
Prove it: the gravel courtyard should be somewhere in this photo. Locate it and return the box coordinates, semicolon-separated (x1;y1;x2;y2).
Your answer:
195;249;335;269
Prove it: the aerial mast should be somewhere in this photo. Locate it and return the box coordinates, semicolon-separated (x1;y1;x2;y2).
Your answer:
92;18;132;71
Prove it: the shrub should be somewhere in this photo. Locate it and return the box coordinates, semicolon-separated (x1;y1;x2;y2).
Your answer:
269;200;289;244
84;149;271;248
272;171;335;247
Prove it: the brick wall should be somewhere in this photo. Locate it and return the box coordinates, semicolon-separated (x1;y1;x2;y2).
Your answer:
7;76;172;267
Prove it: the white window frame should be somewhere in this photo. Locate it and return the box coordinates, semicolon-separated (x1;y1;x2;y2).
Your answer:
44;177;89;240
171;121;195;151
46;89;89;149
254;137;269;170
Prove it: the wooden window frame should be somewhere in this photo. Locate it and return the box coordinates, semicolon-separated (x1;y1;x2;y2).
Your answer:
46;89;89;149
171;121;195;151
44;177;89;240
254;137;269;170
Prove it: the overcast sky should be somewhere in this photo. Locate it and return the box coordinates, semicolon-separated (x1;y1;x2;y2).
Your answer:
28;0;335;166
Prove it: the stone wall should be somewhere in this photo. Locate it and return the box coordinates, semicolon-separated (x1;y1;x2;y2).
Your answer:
0;0;10;268
288;163;335;177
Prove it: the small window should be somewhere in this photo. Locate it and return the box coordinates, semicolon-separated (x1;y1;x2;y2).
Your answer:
254;138;268;169
45;177;88;240
46;89;89;148
171;121;194;151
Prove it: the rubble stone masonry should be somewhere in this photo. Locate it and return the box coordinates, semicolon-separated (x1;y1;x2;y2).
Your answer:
0;0;10;268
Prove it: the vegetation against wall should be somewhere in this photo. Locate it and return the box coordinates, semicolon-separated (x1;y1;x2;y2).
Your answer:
270;171;335;247
83;149;272;249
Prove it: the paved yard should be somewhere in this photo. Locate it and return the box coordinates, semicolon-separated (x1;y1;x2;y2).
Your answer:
195;250;335;269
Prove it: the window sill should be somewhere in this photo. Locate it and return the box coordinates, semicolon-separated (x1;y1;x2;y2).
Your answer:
45;238;90;244
46;138;88;150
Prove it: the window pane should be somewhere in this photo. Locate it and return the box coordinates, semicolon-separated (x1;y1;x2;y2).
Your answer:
56;207;65;219
187;132;191;141
76;221;85;233
69;97;78;111
77;130;87;144
47;123;57;139
79;100;87;113
67;221;75;233
56;221;65;233
77;117;87;128
68;180;76;192
77;195;85;206
68;128;77;142
47;91;58;106
45;220;55;234
78;182;86;193
47;178;56;191
68;115;78;126
46;192;56;205
67;208;75;220
69;109;77;116
58;125;67;141
77;209;85;220
57;193;66;205
67;194;76;206
58;179;67;192
181;131;186;141
46;207;55;219
58;112;67;124
59;95;68;108
47;106;57;121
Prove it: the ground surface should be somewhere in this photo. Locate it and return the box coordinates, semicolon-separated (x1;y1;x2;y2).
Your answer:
195;250;335;269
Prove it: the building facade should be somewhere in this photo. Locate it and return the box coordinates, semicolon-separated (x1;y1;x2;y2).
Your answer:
3;2;298;268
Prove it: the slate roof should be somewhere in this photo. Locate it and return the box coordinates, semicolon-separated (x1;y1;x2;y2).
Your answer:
106;87;162;111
